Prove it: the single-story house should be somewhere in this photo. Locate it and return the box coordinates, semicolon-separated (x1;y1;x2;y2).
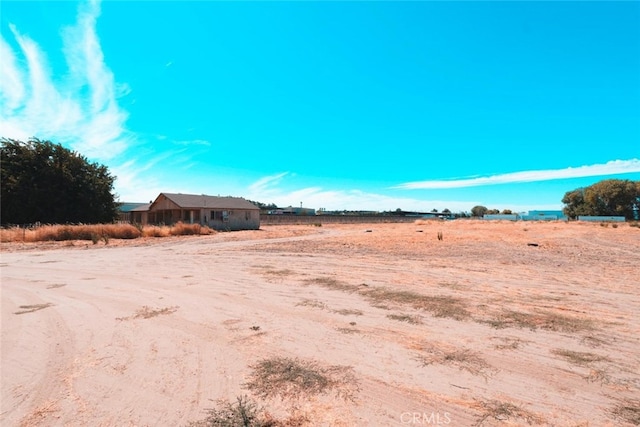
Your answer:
117;202;149;222
131;203;152;225
141;193;260;230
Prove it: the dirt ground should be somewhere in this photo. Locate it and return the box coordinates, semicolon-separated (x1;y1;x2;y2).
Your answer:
1;220;639;426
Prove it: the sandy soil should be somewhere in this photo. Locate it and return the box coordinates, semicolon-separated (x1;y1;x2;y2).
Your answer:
1;220;639;426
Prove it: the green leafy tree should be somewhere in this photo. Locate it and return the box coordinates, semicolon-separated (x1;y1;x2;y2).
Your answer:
562;188;589;219
562;179;639;220
471;205;488;217
1;137;119;225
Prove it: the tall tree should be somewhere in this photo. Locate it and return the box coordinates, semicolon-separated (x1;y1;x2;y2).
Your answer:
562;179;639;220
1;138;119;225
471;205;488;217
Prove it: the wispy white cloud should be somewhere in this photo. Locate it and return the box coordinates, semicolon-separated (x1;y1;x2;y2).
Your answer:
0;0;130;160
248;172;291;194
394;159;640;190
173;139;211;147
245;174;477;212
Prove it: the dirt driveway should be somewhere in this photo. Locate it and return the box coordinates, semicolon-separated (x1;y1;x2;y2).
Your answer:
1;221;639;426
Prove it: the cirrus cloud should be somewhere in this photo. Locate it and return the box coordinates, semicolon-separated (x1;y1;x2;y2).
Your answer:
393;159;640;190
0;0;130;160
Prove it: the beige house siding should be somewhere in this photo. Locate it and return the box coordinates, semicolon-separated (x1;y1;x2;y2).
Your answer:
204;208;259;231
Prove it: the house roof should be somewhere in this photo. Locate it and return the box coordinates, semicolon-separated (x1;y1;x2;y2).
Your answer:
131;203;152;212
157;193;259;210
118;202;149;213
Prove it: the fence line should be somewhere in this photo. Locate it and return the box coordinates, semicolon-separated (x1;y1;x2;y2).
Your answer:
260;215;419;225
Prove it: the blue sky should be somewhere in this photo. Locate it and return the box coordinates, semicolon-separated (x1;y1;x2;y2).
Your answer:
1;0;639;212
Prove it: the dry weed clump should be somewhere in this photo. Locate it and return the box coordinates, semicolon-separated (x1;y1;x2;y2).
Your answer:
484;310;597;333
170;221;213;236
14;303;54;315
245;357;359;402
473;399;545;426
610;399;640;425
296;299;327;310
387;313;424;325
189;395;310;427
142;225;171;238
117;306;179;321
416;344;493;378
143;222;214;237
550;349;609;366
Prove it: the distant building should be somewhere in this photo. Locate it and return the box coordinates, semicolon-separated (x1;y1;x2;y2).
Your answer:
421;211;455;220
578;216;626;222
520;210;567;221
117;202;149;223
268;206;316;216
483;214;519;221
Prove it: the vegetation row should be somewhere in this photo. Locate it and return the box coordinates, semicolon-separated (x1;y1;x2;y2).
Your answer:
0;222;213;243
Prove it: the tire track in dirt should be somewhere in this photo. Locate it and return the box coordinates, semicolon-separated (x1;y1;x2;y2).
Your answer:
1;283;77;426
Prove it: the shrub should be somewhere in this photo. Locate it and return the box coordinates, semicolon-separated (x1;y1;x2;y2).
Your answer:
189;395;269;427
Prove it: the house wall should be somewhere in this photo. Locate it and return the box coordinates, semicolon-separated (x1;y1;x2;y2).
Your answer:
205;209;260;231
132;211;149;225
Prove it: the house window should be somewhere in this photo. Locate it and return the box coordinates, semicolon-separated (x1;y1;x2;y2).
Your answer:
222;211;229;222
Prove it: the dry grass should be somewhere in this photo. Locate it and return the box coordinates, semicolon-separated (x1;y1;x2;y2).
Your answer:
296;299;327;310
1;223;142;242
303;276;469;321
387;313;424;325
610;399;640;425
492;337;526;351
361;287;470;320
245;357;359;402
189;395;310;427
117;306;179;321
416;344;493;378
473;399;545;426
1;222;214;242
302;277;360;293
14;303;53;315
414;219;445;225
170;222;213;236
261;268;296;280
332;308;363;316
584;368;611;385
335;327;361;334
484;310;597;333
551;349;609;366
141;225;171;238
